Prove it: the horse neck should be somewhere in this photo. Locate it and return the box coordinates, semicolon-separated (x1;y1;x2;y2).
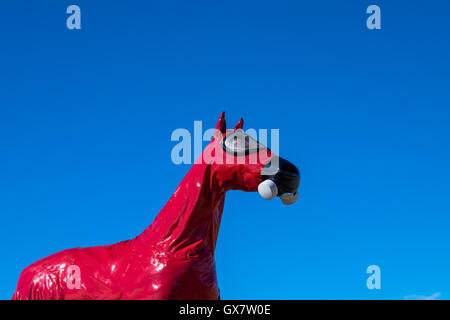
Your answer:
136;162;226;256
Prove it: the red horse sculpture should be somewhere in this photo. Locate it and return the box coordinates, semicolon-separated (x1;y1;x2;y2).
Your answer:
12;112;300;300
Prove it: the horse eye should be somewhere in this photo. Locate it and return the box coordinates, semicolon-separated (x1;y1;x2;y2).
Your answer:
222;131;266;156
229;135;245;151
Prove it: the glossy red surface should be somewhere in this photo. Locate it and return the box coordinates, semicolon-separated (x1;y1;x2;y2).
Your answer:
12;113;273;300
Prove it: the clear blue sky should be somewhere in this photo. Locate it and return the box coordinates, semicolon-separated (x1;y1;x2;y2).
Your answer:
1;1;449;299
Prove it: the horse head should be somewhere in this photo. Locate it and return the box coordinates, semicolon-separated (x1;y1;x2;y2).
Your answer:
200;111;300;205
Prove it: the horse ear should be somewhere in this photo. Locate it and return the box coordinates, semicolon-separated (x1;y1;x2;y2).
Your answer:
214;111;227;138
233;118;244;131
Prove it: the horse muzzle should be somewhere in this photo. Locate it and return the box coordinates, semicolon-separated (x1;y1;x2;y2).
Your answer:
258;156;300;205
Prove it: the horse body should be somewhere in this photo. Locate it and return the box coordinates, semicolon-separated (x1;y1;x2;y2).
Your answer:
12;113;299;300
